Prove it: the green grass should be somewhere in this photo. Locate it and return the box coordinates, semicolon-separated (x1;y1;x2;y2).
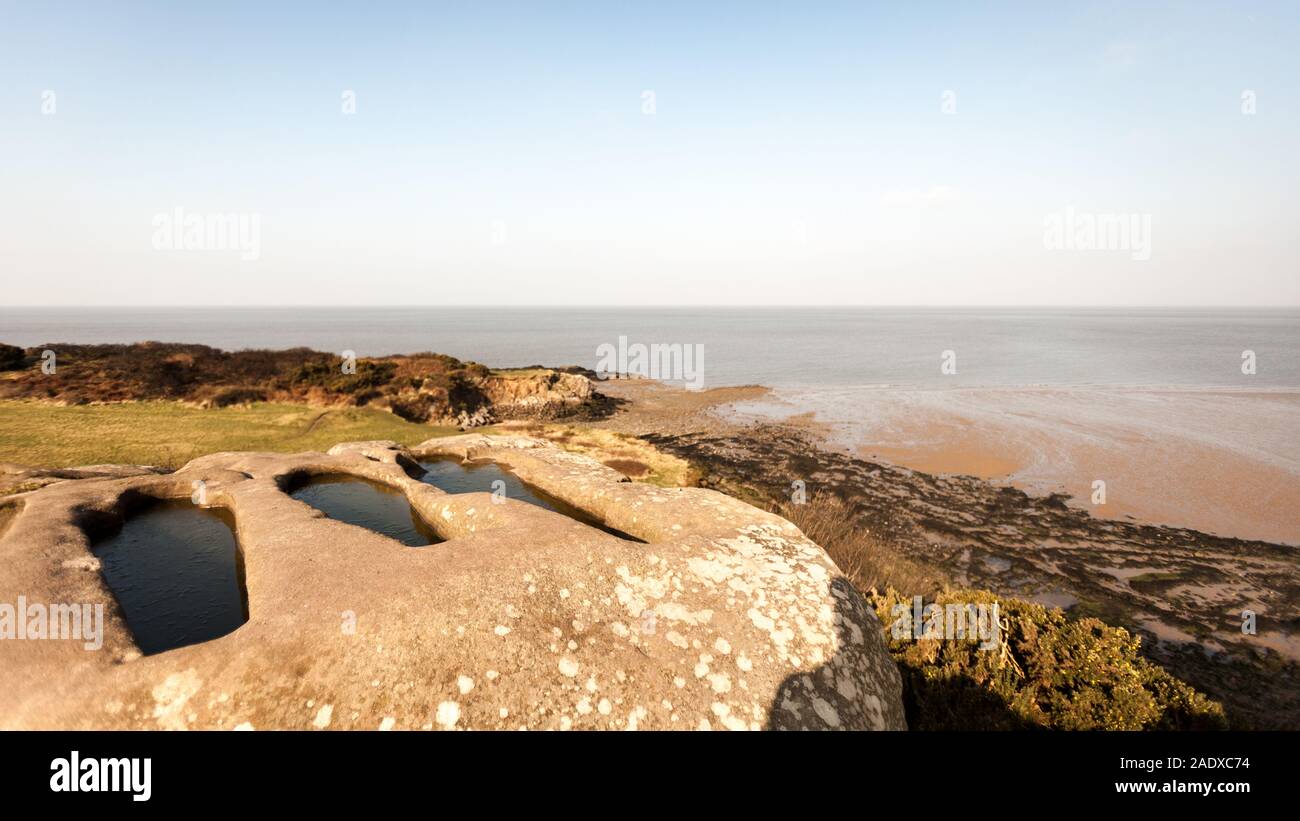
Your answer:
0;400;460;469
488;367;553;378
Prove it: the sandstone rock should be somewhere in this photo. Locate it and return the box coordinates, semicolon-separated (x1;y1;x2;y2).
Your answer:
480;372;595;420
0;435;905;730
0;462;170;497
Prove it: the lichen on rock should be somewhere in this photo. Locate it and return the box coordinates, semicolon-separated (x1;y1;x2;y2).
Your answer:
0;435;905;730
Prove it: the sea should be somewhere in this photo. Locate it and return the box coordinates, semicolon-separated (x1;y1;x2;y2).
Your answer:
2;306;1296;389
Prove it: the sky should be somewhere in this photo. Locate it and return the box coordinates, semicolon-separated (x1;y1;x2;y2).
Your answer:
1;1;1297;306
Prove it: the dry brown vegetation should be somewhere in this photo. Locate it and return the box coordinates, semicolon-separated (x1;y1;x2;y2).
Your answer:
778;491;944;596
0;342;586;426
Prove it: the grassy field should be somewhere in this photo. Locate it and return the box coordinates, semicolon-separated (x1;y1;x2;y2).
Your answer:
0;400;459;469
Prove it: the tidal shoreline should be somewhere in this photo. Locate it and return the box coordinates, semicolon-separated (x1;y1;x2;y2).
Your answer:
591;379;1300;729
724;384;1300;546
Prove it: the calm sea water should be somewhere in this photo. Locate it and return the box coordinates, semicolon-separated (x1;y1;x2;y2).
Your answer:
1;307;1297;389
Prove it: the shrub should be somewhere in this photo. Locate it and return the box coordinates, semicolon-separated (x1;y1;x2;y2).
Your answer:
283;359;396;394
205;386;268;407
869;588;1228;730
0;344;25;370
778;491;942;596
778;492;1226;730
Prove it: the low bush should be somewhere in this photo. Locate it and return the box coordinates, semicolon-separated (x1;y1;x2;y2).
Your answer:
869;588;1228;730
779;492;1227;730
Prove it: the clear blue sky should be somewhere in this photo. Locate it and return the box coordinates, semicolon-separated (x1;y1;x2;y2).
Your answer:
2;1;1296;305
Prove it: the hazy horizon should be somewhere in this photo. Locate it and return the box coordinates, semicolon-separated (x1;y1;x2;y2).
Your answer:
5;305;1297;389
5;303;1300;309
3;1;1297;306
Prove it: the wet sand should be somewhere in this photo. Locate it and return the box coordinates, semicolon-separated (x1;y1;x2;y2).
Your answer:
726;387;1300;546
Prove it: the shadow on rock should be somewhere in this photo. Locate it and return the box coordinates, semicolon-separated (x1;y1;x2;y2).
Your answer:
764;577;911;730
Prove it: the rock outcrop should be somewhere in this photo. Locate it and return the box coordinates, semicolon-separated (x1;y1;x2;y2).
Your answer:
479;371;595;420
0;436;905;730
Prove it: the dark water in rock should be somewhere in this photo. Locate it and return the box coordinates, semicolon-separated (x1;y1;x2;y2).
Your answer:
92;499;246;655
288;474;440;547
418;458;643;541
419;458;572;511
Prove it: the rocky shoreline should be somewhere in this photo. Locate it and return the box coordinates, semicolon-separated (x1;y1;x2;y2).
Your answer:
591;380;1300;730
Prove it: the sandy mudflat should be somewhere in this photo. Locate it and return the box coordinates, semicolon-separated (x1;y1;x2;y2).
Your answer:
593;380;770;435
592;378;1300;727
726;386;1300;546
